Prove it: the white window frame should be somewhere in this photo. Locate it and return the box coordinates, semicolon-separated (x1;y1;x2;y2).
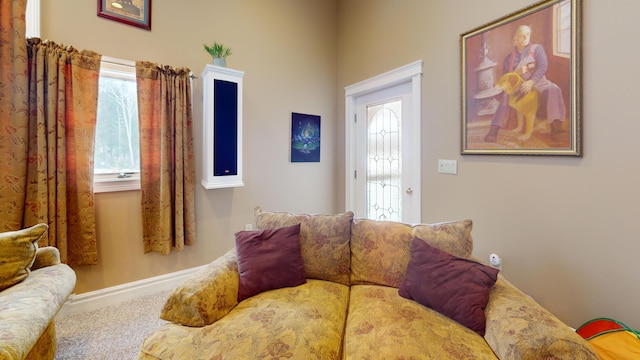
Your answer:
25;0;40;38
93;56;141;193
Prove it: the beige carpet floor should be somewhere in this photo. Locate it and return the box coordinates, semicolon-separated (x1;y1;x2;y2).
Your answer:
54;290;169;360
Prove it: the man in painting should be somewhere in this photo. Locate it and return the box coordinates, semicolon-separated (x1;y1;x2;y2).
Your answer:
484;25;566;143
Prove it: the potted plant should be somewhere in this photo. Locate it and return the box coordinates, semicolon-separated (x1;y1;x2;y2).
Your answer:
203;42;232;67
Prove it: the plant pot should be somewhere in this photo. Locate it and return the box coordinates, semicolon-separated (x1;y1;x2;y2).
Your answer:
213;58;226;67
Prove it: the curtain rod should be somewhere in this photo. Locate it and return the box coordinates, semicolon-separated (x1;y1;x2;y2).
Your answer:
101;56;198;79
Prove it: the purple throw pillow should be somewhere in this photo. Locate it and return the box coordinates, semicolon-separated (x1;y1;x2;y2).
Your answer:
398;237;499;336
236;223;306;301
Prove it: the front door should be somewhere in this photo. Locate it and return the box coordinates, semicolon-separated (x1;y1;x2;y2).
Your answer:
345;61;422;224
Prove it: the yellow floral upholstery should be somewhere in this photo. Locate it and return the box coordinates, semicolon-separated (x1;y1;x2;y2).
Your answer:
25;323;56;360
254;207;353;286
412;219;474;258
0;246;76;360
140;211;598;360
161;249;239;327
350;219;414;287
0;223;48;291
345;285;498;359
140;279;349;360
31;246;62;271
350;218;474;288
485;276;600;359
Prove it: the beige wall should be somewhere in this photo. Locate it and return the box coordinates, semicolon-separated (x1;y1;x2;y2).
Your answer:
41;0;640;330
41;0;339;294
338;0;640;329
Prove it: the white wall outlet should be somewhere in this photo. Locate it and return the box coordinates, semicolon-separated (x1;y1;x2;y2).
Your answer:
438;159;458;175
244;224;253;231
489;253;502;271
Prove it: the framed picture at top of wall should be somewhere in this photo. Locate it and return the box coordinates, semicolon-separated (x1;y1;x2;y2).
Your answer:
97;0;152;31
460;0;582;156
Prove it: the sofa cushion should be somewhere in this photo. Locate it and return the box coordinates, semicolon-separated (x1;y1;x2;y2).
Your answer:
0;223;48;291
350;219;413;287
140;279;350;360
350;218;474;288
399;238;499;335
236;224;306;301
412;219;473;258
344;285;498;359
254;207;353;286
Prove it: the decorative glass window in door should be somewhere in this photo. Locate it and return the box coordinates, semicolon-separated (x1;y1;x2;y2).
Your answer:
366;100;402;221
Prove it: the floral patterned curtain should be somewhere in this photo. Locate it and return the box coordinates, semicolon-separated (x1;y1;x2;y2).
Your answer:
24;39;101;266
0;0;29;231
136;61;196;254
0;1;100;266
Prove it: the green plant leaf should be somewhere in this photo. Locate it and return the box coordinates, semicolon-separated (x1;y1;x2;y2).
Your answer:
203;42;232;58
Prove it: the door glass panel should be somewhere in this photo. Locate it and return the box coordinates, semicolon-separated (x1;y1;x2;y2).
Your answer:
366;100;402;221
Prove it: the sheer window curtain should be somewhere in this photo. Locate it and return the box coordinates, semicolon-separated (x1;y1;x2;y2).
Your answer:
0;1;100;266
136;61;196;254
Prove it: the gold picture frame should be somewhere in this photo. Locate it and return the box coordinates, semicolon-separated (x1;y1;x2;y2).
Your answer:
461;0;581;156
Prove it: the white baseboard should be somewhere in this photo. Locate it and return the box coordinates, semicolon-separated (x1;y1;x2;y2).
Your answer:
57;265;205;318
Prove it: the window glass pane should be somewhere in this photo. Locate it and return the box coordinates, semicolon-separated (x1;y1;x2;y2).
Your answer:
558;1;571;54
366;100;402;221
25;0;40;38
554;0;571;57
94;70;140;175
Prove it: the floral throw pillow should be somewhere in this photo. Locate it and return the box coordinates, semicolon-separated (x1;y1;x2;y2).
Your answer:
0;223;49;291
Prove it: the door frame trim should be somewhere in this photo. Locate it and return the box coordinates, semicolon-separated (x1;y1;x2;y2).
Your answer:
344;60;423;221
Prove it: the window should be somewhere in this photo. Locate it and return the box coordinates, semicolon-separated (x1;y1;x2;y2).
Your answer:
366;100;402;221
93;56;141;193
25;6;138;193
25;0;40;38
553;0;571;59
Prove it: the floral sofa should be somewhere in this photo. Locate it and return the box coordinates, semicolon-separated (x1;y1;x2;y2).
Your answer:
139;208;598;359
0;224;77;360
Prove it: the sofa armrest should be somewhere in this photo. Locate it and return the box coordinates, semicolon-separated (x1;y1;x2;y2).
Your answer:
0;262;75;360
484;276;599;360
30;246;61;270
161;249;239;327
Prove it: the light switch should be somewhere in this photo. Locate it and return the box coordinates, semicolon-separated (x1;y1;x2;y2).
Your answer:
438;159;458;175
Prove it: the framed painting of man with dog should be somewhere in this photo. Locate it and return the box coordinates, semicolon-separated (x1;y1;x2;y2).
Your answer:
461;0;581;156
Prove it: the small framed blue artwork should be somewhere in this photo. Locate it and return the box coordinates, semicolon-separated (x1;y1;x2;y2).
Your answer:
290;112;320;162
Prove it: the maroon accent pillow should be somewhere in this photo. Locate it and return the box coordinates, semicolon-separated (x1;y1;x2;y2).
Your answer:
398;238;499;336
235;223;306;301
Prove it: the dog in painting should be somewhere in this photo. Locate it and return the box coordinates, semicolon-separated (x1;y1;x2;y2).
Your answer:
494;72;539;141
